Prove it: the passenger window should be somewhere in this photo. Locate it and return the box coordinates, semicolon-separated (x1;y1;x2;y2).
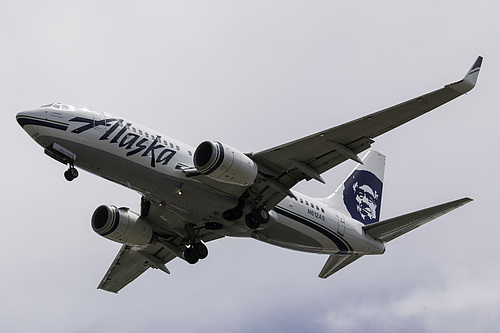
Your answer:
139;130;143;135
170;143;174;148
316;205;320;210
300;198;303;204
305;201;309;206
321;208;325;213
145;133;149;138
132;127;136;133
188;151;192;156
176;145;180;151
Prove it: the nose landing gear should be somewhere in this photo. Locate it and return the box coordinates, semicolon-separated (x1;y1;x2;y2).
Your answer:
64;166;79;181
43;143;79;181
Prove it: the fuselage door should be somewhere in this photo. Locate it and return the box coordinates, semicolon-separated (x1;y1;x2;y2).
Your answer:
337;214;346;236
92;108;107;131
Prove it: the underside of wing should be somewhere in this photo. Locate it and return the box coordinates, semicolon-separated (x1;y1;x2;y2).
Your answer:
97;243;176;293
363;198;473;243
98;233;223;293
318;254;364;279
250;57;482;209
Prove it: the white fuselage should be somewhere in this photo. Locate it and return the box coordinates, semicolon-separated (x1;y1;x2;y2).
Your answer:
17;104;385;256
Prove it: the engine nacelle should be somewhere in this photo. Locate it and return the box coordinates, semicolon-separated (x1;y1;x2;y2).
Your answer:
194;141;258;186
91;205;154;246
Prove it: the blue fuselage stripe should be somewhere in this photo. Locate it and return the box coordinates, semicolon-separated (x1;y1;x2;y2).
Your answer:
17;116;68;131
273;206;349;252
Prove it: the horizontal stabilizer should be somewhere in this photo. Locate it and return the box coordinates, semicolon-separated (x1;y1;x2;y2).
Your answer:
363;197;472;243
318;254;364;279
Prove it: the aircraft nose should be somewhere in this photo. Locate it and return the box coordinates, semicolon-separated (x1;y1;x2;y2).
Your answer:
16;109;41;136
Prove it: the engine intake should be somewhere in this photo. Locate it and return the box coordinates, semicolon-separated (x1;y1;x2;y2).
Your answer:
194;141;258;186
91;205;154;246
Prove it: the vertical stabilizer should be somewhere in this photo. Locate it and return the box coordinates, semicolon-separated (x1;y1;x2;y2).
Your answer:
324;150;386;225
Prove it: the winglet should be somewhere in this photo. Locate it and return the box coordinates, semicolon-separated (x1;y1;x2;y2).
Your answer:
448;56;483;94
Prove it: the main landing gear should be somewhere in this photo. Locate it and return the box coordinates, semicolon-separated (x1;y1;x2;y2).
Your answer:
184;242;208;264
245;207;270;230
222;200;270;230
183;224;209;265
222;191;270;230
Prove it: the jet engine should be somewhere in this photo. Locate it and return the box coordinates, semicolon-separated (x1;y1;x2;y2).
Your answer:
91;205;155;246
194;141;258;186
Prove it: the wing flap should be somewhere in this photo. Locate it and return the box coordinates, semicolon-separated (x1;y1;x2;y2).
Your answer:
363;197;473;243
318;254;364;279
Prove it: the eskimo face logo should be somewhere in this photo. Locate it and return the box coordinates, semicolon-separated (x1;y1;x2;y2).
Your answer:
342;170;383;225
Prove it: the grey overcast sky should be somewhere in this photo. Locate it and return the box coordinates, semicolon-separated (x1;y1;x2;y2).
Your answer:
2;1;498;332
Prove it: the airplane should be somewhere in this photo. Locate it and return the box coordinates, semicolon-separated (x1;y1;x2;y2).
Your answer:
16;56;482;293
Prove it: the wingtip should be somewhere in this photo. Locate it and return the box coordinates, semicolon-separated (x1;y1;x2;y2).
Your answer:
461;197;474;204
471;56;483;72
447;56;483;94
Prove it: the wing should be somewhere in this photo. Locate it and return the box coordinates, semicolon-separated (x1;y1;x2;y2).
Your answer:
250;57;483;209
363;197;472;243
97;243;174;293
98;232;223;293
318;254;364;279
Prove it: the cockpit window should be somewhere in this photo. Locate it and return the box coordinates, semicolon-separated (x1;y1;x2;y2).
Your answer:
41;103;91;112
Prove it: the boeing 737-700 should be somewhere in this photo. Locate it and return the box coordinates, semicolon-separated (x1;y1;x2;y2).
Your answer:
16;56;482;293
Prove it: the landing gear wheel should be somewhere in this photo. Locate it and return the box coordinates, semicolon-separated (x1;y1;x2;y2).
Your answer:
184;247;199;264
64;170;73;181
245;213;260;230
64;167;78;181
253;207;270;224
193;242;208;260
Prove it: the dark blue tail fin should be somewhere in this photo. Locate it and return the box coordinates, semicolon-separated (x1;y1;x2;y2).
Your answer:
325;151;385;225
